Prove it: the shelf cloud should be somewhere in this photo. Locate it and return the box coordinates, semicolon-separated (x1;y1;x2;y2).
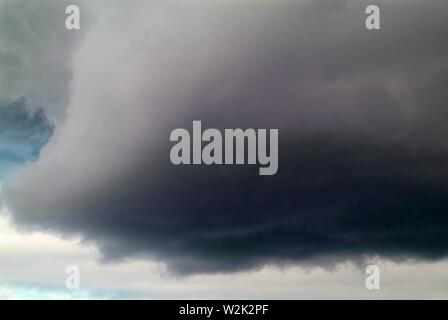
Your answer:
2;0;448;274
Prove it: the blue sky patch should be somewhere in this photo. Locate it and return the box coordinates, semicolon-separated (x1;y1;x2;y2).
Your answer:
0;98;53;181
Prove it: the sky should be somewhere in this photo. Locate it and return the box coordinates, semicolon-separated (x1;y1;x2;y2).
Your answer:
1;0;448;299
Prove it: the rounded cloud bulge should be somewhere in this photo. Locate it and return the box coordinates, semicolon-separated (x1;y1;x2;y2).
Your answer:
3;0;448;274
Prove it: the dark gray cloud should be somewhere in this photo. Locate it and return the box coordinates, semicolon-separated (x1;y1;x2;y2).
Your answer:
3;0;448;274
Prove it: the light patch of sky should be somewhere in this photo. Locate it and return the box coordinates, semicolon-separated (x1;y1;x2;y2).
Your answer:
0;285;94;300
1;208;448;299
0;99;54;183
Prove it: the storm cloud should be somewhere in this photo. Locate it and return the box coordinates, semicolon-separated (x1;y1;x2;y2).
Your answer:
3;0;448;274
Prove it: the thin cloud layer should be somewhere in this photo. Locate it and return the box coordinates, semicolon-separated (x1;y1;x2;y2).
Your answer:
3;0;448;274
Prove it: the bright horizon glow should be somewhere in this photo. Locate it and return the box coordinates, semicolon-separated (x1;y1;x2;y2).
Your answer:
1;210;448;300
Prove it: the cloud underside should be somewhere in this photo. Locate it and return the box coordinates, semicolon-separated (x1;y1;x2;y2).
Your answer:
3;0;448;274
